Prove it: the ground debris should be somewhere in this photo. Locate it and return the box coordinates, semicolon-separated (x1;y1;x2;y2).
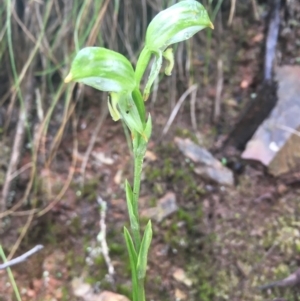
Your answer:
174;288;187;300
92;151;114;165
72;278;130;301
242;66;300;176
172;268;193;287
175;137;234;186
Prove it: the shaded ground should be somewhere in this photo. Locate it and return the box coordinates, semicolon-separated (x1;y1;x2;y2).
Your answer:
1;1;300;301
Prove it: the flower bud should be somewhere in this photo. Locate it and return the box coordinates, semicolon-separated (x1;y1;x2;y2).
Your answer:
135;0;213;100
146;0;213;51
65;47;136;93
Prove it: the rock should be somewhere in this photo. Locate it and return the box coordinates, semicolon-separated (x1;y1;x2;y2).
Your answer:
175;137;234;186
142;192;178;222
242;66;300;176
224;81;277;149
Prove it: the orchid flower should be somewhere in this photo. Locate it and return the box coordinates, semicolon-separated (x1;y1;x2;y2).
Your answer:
135;0;213;100
65;47;150;140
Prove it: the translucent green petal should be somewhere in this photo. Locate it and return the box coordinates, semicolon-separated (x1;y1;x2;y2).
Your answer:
145;0;213;52
65;47;136;93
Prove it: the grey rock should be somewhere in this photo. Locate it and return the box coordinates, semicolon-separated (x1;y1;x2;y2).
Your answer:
242;66;300;176
175;137;234;186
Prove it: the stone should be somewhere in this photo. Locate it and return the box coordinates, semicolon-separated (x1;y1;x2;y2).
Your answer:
242;66;300;176
142;192;178;222
175;137;234;186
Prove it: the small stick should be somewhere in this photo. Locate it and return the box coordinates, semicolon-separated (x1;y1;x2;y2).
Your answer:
161;84;198;137
213;58;223;123
228;0;236;26
258;268;300;290
0;245;43;270
190;87;198;131
97;197;115;279
1;77;33;211
264;0;281;81
251;0;260;21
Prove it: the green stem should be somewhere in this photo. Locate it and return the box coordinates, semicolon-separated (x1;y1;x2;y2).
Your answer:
0;245;22;301
133;152;144;215
132;139;147;251
131;135;148;301
138;278;146;301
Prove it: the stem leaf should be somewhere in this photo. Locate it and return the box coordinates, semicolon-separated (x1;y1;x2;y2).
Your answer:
125;180;141;249
124;227;138;301
137;220;153;280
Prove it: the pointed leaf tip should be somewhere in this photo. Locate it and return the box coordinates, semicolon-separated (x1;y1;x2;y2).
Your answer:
210;22;214;29
64;73;72;83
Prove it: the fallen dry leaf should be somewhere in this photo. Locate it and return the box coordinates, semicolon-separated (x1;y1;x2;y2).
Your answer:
173;268;193;287
145;150;157;161
175;288;187;300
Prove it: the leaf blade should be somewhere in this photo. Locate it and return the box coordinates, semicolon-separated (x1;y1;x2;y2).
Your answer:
137;220;153;280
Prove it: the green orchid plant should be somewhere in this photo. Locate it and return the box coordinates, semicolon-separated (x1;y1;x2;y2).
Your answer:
65;1;212;301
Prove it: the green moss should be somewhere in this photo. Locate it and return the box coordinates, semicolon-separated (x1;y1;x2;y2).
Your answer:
60;286;69;301
198;281;215;301
94;255;105;266
116;284;132;299
149;196;157;207
153;182;164;195
109;242;126;256
174;128;198;143
153;275;162;285
66;250;85;268
145;167;161;181
73;177;100;203
144;143;205;202
177;209;193;229
69;216;82;234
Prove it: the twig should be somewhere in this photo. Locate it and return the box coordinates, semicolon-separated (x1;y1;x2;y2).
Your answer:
276;124;300;138
264;0;281;81
161;84;198;137
213;9;224;123
0;245;22;301
87;0;111;46
251;0;260;21
8;207;36;260
97;196;115;279
228;0;236;26
1;77;33;211
213;58;223;123
190;87;198;131
258;268;300;290
0;245;43;270
37;106;78;217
